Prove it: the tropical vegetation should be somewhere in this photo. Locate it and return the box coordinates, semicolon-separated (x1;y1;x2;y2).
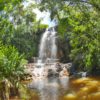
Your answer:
0;0;100;99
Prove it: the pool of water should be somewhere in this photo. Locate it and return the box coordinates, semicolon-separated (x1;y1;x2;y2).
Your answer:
27;76;100;100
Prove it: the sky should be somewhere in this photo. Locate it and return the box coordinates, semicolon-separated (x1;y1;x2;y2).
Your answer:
33;9;56;27
23;0;56;27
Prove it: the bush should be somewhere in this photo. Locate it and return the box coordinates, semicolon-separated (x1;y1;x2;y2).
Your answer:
0;44;27;82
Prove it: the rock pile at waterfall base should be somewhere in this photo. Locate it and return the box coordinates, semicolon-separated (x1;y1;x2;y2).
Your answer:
24;62;72;80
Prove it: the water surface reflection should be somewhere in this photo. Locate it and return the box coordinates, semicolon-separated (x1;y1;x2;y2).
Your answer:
28;77;69;100
28;77;100;100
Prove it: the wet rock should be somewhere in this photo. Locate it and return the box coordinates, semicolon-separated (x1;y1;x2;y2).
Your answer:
48;69;55;77
56;63;63;72
59;67;69;77
72;72;88;78
64;63;72;68
24;62;71;79
47;69;59;77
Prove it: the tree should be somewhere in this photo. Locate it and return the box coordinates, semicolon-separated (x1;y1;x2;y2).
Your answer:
38;0;100;72
0;1;48;60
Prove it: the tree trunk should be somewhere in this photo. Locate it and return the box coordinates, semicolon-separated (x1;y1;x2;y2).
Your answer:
0;80;9;100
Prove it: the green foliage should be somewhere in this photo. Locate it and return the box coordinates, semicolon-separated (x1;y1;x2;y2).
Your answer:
10;24;47;59
0;0;48;98
0;0;23;11
0;44;27;84
39;0;100;72
0;17;14;45
0;1;48;60
60;8;99;71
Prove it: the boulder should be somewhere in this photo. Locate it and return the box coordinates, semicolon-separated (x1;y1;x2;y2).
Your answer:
59;67;69;77
47;69;59;77
56;62;63;72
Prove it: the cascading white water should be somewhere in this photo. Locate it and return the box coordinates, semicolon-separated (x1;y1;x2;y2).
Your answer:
39;28;57;63
33;28;57;77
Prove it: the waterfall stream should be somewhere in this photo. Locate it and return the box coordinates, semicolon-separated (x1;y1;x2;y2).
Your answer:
39;28;57;63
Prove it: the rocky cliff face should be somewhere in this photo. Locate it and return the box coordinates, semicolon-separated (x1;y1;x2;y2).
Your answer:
56;36;71;63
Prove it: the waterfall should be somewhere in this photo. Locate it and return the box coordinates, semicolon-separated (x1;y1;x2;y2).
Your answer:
33;28;57;77
39;28;57;63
